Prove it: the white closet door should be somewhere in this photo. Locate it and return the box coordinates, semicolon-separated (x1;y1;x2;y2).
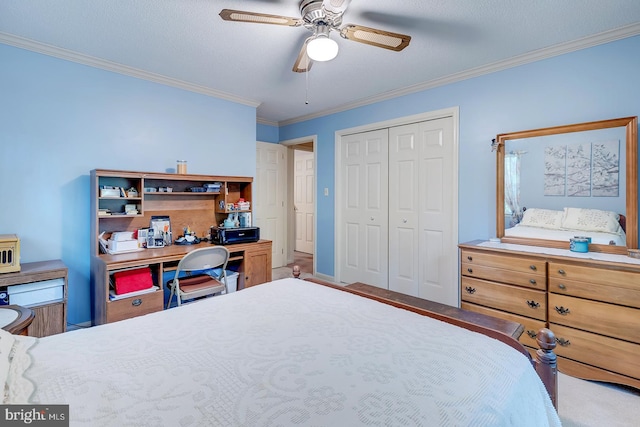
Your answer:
255;142;286;268
339;129;389;288
388;117;456;305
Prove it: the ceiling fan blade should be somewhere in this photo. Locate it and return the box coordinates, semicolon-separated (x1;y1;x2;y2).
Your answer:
293;39;313;73
340;24;411;51
219;9;302;26
322;0;352;15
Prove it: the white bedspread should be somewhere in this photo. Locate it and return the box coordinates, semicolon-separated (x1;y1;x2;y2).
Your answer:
8;279;560;426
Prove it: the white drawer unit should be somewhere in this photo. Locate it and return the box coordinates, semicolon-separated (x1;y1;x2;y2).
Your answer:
8;278;65;307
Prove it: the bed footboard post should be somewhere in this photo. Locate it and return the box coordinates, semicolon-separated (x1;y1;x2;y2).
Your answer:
536;328;558;409
292;265;301;279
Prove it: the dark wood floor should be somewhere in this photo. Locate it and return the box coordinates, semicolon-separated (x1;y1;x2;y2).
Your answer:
286;251;313;274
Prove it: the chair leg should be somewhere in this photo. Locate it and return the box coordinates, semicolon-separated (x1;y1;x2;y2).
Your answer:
166;284;175;309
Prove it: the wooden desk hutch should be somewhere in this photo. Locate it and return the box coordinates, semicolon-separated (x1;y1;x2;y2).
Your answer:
90;169;272;325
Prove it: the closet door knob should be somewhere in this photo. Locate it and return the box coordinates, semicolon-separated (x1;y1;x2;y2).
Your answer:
402;219;408;223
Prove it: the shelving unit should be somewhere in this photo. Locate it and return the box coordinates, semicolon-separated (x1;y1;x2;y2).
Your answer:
90;169;271;325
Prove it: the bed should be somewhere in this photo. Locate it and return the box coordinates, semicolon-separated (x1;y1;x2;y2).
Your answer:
505;207;626;246
2;277;561;426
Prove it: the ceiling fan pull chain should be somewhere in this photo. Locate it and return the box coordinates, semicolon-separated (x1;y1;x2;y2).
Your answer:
305;63;310;105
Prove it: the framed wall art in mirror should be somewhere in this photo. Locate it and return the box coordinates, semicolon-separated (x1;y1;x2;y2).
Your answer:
495;116;638;255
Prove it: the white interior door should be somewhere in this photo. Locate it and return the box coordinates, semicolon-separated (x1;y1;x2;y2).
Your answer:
255;141;286;268
388;117;456;305
294;149;315;254
339;129;389;287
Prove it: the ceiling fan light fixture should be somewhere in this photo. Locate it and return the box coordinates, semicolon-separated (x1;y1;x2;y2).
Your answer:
307;35;339;61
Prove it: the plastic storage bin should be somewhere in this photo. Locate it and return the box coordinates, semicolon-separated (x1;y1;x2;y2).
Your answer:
224;271;239;293
8;278;65;306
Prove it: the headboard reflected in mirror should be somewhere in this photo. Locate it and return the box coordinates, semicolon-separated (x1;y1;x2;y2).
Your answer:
496;116;638;255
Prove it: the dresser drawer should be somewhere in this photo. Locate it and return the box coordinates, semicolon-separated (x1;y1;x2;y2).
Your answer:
461;249;545;274
461;277;546;321
461;262;545;289
549;273;640;310
551;323;640;380
549;262;640;304
106;290;163;323
549;294;640;344
462;301;546;349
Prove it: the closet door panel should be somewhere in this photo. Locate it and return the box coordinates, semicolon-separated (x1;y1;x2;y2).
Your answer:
389;125;420;295
340;130;389;287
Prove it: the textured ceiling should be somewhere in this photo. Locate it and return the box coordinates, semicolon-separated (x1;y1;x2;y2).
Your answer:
1;0;640;125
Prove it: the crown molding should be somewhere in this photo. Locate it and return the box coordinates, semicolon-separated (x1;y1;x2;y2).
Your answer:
0;32;261;108
275;23;640;127
256;117;279;127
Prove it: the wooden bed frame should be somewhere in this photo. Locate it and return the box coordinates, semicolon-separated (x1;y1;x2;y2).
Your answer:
291;266;559;409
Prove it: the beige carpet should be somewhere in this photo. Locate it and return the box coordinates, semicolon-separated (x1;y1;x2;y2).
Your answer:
558;372;639;426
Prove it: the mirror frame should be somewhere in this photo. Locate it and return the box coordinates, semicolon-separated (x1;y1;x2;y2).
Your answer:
496;116;638;255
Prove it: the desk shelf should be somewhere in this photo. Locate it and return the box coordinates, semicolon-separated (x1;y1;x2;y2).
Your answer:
90;169;270;325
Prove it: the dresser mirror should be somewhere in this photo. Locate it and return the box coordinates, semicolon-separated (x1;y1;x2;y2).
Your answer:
496;116;638;254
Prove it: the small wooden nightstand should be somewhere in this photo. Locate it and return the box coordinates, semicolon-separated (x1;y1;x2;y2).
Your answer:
0;305;35;336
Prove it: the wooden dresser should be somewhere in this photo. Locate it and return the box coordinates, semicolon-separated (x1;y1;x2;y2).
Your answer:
459;240;640;389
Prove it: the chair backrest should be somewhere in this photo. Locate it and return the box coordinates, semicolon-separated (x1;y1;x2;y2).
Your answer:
175;246;230;275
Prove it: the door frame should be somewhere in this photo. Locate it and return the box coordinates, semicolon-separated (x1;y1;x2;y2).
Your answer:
281;135;317;273
334;107;460;290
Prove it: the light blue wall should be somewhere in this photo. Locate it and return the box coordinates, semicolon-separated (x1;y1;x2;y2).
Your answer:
279;35;640;277
3;35;640;323
0;44;257;326
257;123;279;143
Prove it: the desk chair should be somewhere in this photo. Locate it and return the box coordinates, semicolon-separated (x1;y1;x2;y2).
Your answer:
166;246;230;308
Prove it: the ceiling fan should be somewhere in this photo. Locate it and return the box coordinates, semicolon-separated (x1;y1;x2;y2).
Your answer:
219;0;411;73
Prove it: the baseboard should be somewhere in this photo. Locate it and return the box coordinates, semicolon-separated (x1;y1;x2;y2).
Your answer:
66;321;92;331
313;272;336;284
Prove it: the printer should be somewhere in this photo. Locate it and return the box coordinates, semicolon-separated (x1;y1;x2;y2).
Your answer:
210;226;260;245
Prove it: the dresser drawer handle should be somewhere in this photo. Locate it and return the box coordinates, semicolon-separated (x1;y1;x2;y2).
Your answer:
558;269;566;275
526;330;537;339
556;337;571;347
132;298;142;307
558;284;566;290
526;300;540;309
529;265;537;271
467;255;473;261
555;306;571;315
464;286;476;294
529;279;537;285
466;268;473;274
